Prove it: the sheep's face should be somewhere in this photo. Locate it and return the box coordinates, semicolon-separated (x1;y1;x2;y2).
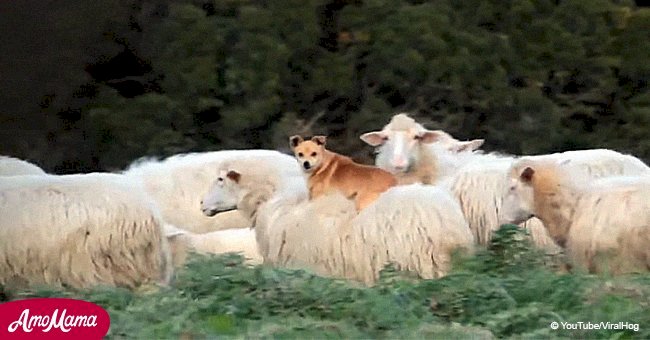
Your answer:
201;170;242;216
360;128;441;174
289;135;326;172
500;167;536;225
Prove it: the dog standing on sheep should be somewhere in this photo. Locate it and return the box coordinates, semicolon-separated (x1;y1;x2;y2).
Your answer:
289;135;397;211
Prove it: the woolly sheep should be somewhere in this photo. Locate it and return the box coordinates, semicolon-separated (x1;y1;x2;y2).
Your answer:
200;159;474;285
164;224;262;268
358;113;553;247
500;158;650;273
443;158;555;249
362;114;650;250
123;150;302;234
360;113;484;184
0;156;46;176
0;173;173;290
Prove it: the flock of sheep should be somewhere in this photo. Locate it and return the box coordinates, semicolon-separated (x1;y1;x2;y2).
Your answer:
1;113;649;291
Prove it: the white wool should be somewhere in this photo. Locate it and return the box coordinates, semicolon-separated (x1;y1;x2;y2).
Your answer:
164;225;262;267
123;149;301;233
446;148;649;248
567;176;650;273
0;173;173;290
525;149;650;178
0;156;46;176
346;184;474;283
503;157;650;274
442;157;558;250
210;160;473;285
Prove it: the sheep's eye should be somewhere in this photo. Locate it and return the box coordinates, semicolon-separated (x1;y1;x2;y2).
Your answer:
311;152;317;157
298;152;303;157
414;135;422;140
382;136;389;141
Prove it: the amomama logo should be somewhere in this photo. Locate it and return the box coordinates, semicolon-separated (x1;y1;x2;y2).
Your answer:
0;298;110;339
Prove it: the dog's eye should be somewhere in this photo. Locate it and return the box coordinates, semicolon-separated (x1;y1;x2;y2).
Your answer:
218;177;224;182
509;185;515;191
298;152;303;157
311;152;317;157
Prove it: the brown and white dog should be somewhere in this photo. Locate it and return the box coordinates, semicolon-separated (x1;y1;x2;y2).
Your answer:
289;135;397;211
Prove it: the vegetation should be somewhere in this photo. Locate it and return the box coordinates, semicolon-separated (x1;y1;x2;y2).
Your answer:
7;226;650;338
1;0;648;172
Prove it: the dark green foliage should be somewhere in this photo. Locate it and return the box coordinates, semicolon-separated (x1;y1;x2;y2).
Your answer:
1;0;648;171
13;227;650;338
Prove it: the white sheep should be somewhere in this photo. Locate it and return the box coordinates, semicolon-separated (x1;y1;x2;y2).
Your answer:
500;158;650;273
359;113;552;247
0;156;46;176
0;173;173;290
360;113;484;184
200;159;474;285
164;224;262;268
122;150;302;234
362;113;650;250
446;149;649;248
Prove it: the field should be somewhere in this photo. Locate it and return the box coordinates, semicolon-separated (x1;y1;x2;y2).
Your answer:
5;225;649;339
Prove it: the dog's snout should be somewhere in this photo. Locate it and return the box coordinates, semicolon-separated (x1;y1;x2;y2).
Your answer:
303;161;311;169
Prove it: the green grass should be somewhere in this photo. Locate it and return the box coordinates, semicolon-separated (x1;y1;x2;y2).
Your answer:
5;225;649;339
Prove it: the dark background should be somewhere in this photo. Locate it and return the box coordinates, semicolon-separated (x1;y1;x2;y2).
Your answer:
1;0;648;173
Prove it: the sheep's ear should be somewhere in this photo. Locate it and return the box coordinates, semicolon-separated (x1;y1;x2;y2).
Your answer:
226;170;241;183
417;130;444;144
451;139;485;153
520;167;535;183
289;135;303;148
311;135;327;146
360;131;386;146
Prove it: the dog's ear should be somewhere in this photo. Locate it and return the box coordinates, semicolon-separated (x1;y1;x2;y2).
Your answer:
311;135;327;146
289;135;303;148
520;167;535;183
226;170;241;183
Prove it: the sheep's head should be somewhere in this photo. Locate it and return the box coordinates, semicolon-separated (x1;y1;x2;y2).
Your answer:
360;113;484;174
359;114;441;173
499;162;537;225
201;170;242;216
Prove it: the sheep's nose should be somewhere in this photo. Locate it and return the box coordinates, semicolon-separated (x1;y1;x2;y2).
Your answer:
392;158;408;171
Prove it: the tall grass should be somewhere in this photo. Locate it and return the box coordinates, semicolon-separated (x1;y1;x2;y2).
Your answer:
5;225;649;338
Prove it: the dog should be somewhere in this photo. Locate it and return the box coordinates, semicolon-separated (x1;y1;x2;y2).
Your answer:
289;135;397;211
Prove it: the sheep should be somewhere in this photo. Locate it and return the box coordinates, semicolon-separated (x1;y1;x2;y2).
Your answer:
358;113;552;247
122;150;302;234
362;113;650;250
360;113;484;184
0;173;173;290
0;156;46;176
443;159;554;249
500;158;650;274
200;159;474;285
164;224;262;268
446;149;649;248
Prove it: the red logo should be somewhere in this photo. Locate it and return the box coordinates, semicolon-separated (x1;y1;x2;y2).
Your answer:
0;298;110;339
